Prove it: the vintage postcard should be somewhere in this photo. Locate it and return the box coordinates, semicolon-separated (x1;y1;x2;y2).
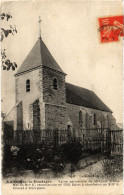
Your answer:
1;1;123;195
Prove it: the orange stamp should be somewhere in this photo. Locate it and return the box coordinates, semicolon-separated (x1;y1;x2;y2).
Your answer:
98;16;123;43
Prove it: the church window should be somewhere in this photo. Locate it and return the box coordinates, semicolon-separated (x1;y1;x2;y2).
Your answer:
93;113;96;125
79;111;83;127
26;79;30;92
53;78;58;90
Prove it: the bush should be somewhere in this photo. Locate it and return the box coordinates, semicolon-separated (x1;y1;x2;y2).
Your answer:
2;145;14;176
60;141;82;164
2;143;59;176
16;143;55;173
2;141;82;177
101;156;123;178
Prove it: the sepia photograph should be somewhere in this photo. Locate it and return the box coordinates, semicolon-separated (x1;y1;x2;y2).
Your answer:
1;1;123;195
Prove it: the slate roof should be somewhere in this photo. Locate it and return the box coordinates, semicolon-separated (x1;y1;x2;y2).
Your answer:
66;83;112;113
15;36;64;76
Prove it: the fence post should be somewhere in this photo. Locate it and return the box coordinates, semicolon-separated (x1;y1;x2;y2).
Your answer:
106;128;111;155
67;129;71;142
53;129;58;152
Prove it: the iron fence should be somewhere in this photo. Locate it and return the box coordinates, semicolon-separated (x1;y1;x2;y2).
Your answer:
3;128;123;155
110;130;123;155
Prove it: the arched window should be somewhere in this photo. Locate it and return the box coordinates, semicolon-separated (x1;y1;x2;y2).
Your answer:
53;78;58;90
26;79;30;92
93;113;96;125
79;111;83;127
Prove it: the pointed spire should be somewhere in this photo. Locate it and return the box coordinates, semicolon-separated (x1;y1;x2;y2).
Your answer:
38;16;42;38
15;37;65;76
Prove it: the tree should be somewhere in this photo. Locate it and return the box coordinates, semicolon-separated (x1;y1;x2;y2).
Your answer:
1;111;6;119
1;13;17;70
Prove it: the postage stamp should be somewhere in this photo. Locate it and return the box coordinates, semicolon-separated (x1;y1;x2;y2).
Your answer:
98;16;123;43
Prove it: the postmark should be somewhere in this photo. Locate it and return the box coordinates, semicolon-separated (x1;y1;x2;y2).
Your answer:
98;16;123;43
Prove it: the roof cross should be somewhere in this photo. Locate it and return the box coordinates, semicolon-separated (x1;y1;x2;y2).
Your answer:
92;84;94;92
38;16;42;37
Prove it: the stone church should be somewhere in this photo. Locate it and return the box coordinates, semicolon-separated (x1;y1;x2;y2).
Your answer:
4;33;116;134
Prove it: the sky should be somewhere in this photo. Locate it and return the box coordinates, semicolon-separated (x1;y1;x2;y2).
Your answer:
1;1;123;123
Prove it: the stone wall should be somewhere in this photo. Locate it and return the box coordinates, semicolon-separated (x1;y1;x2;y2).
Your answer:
43;67;66;106
33;99;40;131
45;103;67;130
17;101;23;130
15;67;67;130
66;103;116;136
15;68;43;103
29;104;33;130
42;67;68;130
15;68;45;130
